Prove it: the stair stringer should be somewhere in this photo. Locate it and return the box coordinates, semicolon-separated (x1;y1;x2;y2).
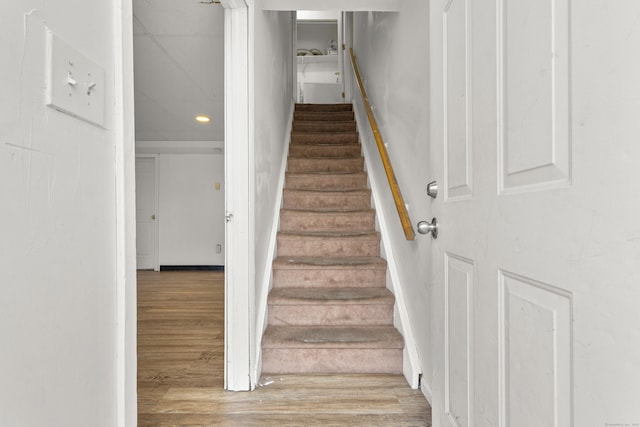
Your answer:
251;100;295;387
353;101;422;389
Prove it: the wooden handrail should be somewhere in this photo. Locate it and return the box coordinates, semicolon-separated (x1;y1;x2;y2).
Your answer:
349;48;416;241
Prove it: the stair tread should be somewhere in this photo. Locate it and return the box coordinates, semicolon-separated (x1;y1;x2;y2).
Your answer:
279;230;379;238
291;131;357;135
289;156;362;160
280;208;374;214
273;256;386;268
295;103;353;111
289;142;360;147
284;188;369;193
268;287;394;305
286;171;366;177
263;325;403;349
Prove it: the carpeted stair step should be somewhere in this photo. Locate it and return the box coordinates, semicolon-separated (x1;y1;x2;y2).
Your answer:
262;325;403;374
289;143;361;158
283;189;371;210
285;172;367;191
294;111;355;122
262;103;403;376
295;103;353;112
287;157;363;174
277;231;380;257
272;257;387;289
267;287;395;326
280;209;375;233
291;132;359;145
293;121;357;132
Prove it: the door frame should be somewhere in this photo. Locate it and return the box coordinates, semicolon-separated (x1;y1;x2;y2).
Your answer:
135;154;160;271
113;0;138;425
115;0;254;425
221;0;253;391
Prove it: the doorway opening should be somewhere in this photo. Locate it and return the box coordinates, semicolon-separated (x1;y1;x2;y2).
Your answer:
132;0;225;273
295;11;345;104
131;0;227;415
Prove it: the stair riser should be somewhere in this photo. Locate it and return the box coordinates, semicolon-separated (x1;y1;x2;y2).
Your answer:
280;211;375;233
262;348;402;374
295;103;353;112
285;174;367;191
277;234;380;257
294;112;355;121
272;267;386;289
288;158;363;174
268;305;393;326
293;122;357;132
291;133;359;144
283;191;371;210
289;144;361;158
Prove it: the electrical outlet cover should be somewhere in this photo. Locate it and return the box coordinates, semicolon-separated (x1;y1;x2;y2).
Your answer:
45;28;105;127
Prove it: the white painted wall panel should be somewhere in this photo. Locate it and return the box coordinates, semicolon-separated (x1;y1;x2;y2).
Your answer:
0;2;119;426
251;9;294;383
158;154;224;265
352;1;431;392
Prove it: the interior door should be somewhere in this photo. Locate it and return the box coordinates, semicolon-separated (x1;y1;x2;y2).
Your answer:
429;1;640;426
135;155;159;270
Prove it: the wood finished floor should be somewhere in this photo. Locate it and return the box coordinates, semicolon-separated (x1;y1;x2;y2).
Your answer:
138;271;432;426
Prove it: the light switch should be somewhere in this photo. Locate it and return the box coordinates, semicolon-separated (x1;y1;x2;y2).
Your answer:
45;28;105;127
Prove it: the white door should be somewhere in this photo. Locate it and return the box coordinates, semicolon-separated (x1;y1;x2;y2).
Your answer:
135;155;159;270
429;1;640;426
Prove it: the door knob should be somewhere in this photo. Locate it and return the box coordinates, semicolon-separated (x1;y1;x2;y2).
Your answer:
426;181;438;199
417;217;438;238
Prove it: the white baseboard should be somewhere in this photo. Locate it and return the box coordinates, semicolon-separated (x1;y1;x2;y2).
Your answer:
352;100;422;389
250;100;295;387
421;378;433;406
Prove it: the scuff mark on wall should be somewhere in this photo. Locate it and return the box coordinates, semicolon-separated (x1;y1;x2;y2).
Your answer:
5;141;50;155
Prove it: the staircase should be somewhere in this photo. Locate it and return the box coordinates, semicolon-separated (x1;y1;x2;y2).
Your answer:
262;103;404;374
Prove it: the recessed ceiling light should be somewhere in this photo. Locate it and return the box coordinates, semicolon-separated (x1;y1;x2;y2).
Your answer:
195;115;211;123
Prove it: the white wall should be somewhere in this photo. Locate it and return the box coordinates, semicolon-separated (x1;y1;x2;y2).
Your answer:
297;21;338;53
250;7;294;382
0;2;122;426
351;3;433;395
137;141;225;267
158;153;225;266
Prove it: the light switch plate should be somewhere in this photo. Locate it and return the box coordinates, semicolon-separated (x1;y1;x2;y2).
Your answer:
45;28;105;127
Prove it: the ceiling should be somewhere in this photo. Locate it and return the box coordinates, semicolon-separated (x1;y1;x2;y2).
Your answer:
133;0;225;142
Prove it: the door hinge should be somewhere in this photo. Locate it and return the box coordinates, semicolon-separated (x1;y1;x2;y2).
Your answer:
341;91;345;98
342;43;346;50
225;212;233;222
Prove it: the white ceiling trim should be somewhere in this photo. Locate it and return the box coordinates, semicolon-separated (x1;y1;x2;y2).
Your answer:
259;0;401;11
136;140;224;154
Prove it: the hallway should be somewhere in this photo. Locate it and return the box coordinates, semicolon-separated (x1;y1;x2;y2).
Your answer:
137;271;431;426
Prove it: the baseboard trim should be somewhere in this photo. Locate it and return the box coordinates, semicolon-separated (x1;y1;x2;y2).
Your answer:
353;99;423;389
159;265;225;271
251;99;295;386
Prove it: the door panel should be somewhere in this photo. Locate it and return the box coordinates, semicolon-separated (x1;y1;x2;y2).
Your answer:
497;0;571;193
430;1;640;426
499;271;572;427
135;156;158;270
444;0;473;201
445;253;474;427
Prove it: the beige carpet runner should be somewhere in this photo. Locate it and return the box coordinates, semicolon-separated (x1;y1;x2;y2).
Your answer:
262;103;404;374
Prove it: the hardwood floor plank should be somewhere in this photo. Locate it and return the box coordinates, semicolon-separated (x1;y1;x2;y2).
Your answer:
137;271;431;426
